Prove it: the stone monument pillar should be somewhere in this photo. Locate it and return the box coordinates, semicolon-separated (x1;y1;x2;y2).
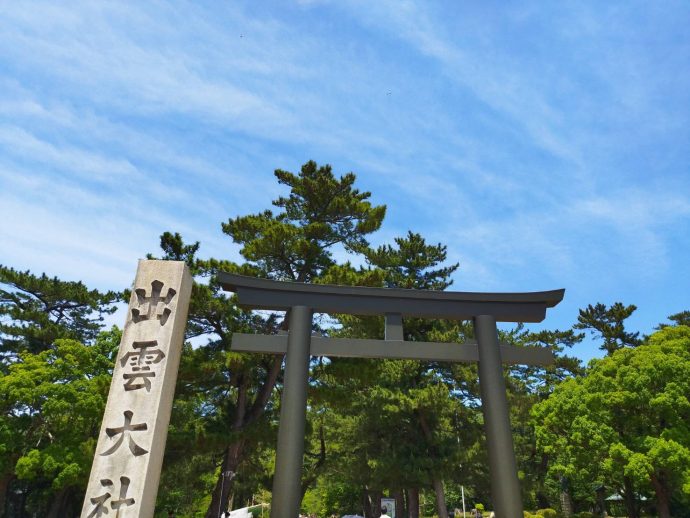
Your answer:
81;260;192;518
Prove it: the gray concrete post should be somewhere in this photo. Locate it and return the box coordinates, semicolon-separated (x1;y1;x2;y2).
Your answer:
474;314;524;518
270;306;313;518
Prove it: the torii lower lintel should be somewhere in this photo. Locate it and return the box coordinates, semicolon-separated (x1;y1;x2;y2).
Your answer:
231;332;555;365
219;274;565;518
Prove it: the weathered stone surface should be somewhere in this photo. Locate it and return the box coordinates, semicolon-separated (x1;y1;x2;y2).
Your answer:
81;260;192;518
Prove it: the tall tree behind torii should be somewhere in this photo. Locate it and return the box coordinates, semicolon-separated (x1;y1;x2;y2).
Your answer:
153;160;386;517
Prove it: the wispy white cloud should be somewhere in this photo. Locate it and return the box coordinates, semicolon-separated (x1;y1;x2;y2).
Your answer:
1;3;299;135
0;125;140;182
569;189;690;275
1;0;688;359
327;1;585;167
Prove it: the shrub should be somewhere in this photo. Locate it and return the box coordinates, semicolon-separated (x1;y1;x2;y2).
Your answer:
536;509;558;518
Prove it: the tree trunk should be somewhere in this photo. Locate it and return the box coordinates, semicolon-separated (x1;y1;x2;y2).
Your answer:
301;424;327;499
205;438;245;518
558;475;573;518
393;489;406;518
369;490;382;518
46;486;71;518
535;454;550;510
0;473;12;518
406;488;419;518
205;354;282;518
594;487;606;518
205;372;248;518
622;477;639;518
363;488;371;518
651;473;671;518
416;410;448;518
363;488;382;518
18;486;27;518
559;490;573;517
432;478;449;518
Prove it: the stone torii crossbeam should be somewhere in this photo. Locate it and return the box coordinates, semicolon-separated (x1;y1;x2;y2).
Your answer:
219;273;565;518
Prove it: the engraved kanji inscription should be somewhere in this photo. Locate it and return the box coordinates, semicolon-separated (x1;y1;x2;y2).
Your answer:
131;279;176;325
111;476;136;510
120;340;166;392
87;477;135;517
123;371;155;392
86;479;111;518
100;410;148;457
82;261;192;518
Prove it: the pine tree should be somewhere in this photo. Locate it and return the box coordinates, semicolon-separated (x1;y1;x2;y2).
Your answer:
151;161;386;517
0;265;120;366
312;232;469;518
574;302;641;355
0;265;121;516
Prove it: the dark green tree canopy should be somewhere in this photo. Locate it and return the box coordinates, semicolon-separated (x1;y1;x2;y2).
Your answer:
0;265;121;364
657;310;690;330
147;161;389;517
310;231;471;516
533;325;690;517
574;302;642;355
667;311;690;327
364;231;459;291
222;161;386;282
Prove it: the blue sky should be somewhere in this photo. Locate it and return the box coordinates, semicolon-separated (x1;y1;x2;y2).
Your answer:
1;1;689;362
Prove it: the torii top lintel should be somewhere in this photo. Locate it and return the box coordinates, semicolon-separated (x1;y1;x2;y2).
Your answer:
218;273;564;323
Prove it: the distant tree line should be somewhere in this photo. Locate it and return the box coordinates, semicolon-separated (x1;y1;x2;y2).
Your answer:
1;161;688;518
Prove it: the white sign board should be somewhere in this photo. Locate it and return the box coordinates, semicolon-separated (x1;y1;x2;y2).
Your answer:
381;498;396;518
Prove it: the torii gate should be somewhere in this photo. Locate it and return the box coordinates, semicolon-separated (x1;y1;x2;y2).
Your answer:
219;273;564;518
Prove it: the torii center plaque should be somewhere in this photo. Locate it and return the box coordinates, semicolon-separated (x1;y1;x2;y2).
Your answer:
219;273;565;518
